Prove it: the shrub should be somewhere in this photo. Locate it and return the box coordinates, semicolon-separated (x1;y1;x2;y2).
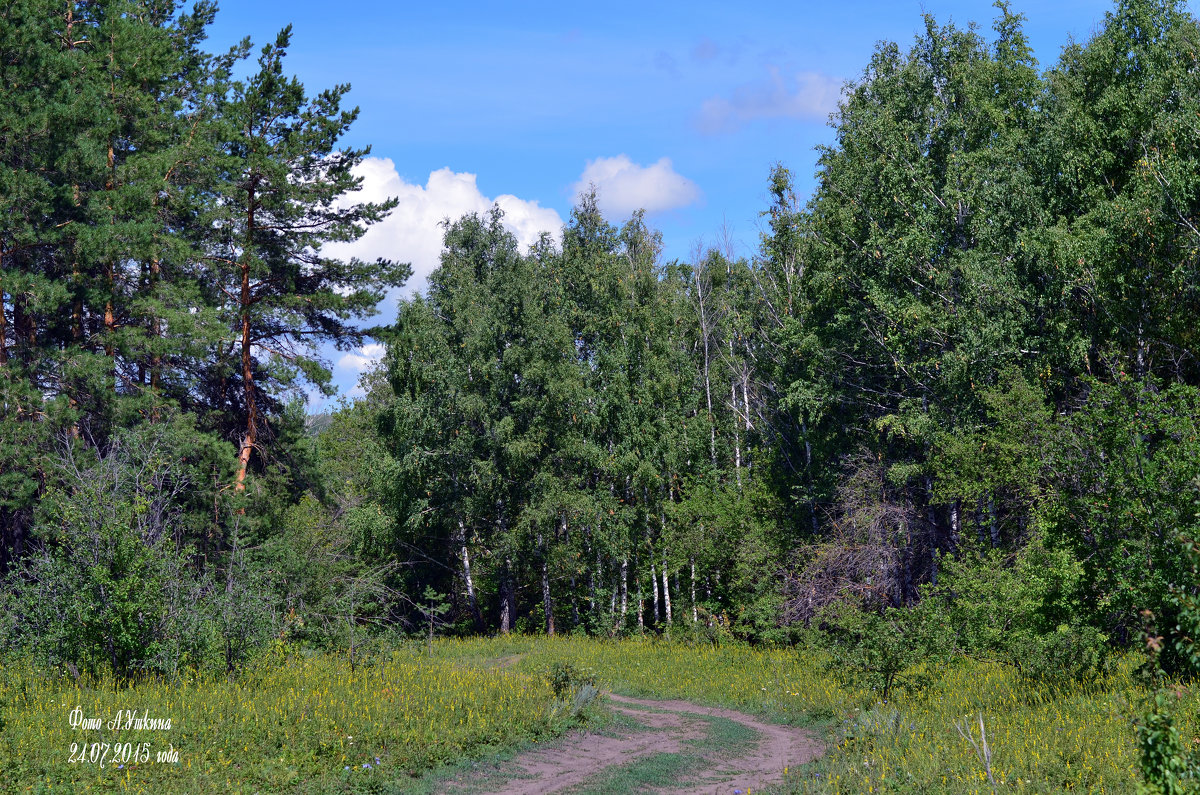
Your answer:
546;660;598;699
1138;494;1200;793
817;597;950;702
0;420;275;678
931;539;1113;681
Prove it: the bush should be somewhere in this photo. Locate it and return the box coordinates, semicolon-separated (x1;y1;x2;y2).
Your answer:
546;661;598;699
818;597;950;702
930;538;1112;681
1138;493;1200;794
0;420;275;678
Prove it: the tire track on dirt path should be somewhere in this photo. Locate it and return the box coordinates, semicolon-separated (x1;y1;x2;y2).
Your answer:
447;692;822;794
606;694;824;794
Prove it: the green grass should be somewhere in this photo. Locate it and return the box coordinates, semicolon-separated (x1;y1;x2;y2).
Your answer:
574;712;758;795
1;635;1188;792
1;646;566;794
433;635;1185;793
574;751;695;795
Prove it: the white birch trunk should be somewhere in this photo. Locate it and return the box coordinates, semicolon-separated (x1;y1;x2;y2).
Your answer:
661;548;672;624
458;518;480;627
732;381;742;488
651;560;660;623
620;558;628;619
637;562;644;630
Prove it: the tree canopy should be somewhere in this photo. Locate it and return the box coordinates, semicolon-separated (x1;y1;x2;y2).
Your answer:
2;0;1199;692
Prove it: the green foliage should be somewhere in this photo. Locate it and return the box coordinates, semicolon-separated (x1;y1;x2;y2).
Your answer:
6;6;1200;790
208;22;410;391
933;367;1053;512
1043;0;1200;387
0;420;230;677
927;540;1112;681
818;598;951;702
546;660;599;699
0;0;405;571
669;477;791;643
1138;688;1197;795
1044;379;1200;650
782;3;1048;529
1137;484;1200;793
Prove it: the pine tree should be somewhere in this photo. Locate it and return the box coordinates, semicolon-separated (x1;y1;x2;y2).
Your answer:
203;26;408;498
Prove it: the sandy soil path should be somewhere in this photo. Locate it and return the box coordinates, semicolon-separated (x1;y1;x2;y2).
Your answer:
453;692;823;794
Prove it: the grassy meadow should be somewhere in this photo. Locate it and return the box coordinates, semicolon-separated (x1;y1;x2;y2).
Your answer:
2;645;563;793
1;636;1190;793
432;636;1184;793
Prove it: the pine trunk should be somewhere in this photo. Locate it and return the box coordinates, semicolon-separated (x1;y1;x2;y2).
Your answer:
235;197;257;494
148;257;162;421
104;144;116;363
14;293;33;367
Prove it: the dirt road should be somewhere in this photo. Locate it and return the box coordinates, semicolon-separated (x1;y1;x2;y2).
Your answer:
446;692;823;794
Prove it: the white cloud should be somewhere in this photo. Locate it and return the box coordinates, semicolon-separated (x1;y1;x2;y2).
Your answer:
316;158;563;401
336;342;386;374
697;68;842;133
322;157;563;298
571;155;701;218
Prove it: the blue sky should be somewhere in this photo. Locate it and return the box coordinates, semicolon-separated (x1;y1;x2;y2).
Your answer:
199;0;1190;408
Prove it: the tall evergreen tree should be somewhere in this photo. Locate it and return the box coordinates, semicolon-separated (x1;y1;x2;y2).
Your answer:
204;26;407;497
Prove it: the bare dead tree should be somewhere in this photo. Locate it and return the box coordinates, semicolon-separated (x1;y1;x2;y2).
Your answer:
782;450;922;626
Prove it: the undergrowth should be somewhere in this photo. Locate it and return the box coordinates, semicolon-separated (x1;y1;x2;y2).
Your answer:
438;635;1192;793
1;636;1190;792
